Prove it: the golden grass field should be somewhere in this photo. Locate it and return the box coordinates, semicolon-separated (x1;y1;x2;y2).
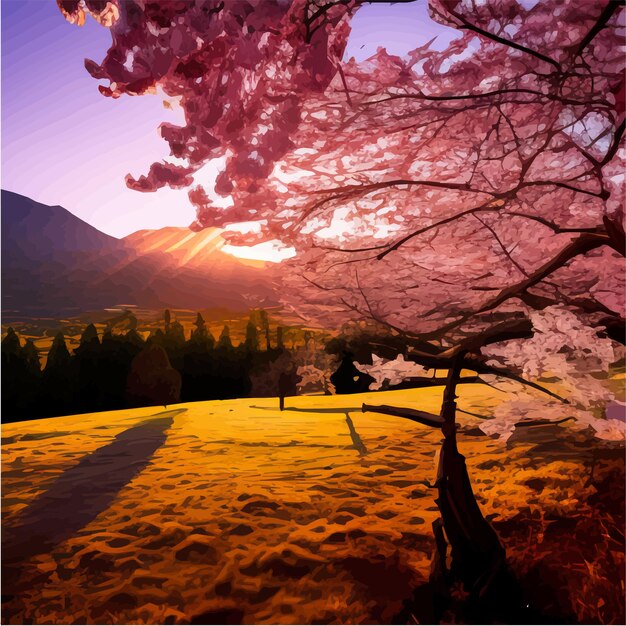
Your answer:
2;385;624;624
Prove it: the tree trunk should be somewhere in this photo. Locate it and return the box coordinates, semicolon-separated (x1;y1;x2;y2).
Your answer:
362;360;524;621
279;395;285;411
433;352;505;599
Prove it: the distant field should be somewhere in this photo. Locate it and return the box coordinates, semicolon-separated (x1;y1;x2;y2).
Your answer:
2;385;624;624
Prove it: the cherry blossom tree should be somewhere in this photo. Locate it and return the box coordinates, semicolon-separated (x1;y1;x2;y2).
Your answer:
60;0;625;612
292;343;337;394
57;0;624;357
57;0;355;198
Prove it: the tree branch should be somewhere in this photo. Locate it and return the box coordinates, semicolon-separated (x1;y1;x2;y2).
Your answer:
507;211;604;234
473;213;529;277
520;180;607;198
308;178;494;199
417;232;611;339
384;375;483;391
472;233;611;315
574;0;624;58
445;318;534;355
360;88;610;109
296;178;496;226
444;7;562;70
361;403;444;428
391;345;569;403
516;416;575;428
317;200;504;255
376;200;505;260
316;178;604;257
468;358;568;403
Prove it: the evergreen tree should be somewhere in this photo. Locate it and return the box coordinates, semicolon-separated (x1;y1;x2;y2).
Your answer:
148;328;166;347
259;309;271;350
43;332;74;417
76;323;99;351
218;325;233;349
125;328;146;349
2;329;31;420
99;330;142;411
22;340;41;377
46;332;72;371
213;349;251;399
2;327;21;356
168;320;186;346
190;313;214;349
22;340;43;417
210;325;254;398
74;324;102;413
244;320;259;352
164;319;185;372
182;313;216;402
100;330;124;410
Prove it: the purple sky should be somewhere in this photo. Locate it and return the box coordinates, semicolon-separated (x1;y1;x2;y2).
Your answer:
2;1;457;239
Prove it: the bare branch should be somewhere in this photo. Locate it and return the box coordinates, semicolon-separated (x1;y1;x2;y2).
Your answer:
507;212;604;234
362;403;444;428
295;177;496;227
308;178;495;199
519;180;607;198
444;6;562;70
516;416;575;428
574;0;624;58
445;318;534;355
317;200;503;255
360;88;610;109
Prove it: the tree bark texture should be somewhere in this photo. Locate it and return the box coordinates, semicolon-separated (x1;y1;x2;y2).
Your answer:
434;353;505;598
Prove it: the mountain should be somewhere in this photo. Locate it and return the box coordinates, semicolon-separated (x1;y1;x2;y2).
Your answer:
125;226;265;270
1;190;276;317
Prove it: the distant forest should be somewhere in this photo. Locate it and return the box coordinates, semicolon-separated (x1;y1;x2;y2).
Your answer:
1;310;377;422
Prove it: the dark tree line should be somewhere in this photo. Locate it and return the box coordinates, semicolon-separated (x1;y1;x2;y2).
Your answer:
1;312;289;422
2;312;388;423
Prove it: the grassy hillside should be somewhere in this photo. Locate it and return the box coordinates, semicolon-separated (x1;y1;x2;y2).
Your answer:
2;386;624;624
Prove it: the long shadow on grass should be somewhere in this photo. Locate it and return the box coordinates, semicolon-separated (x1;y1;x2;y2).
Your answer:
2;409;184;572
250;405;368;455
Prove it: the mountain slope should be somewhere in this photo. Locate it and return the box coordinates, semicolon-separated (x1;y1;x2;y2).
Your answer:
1;190;275;316
125;225;267;271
